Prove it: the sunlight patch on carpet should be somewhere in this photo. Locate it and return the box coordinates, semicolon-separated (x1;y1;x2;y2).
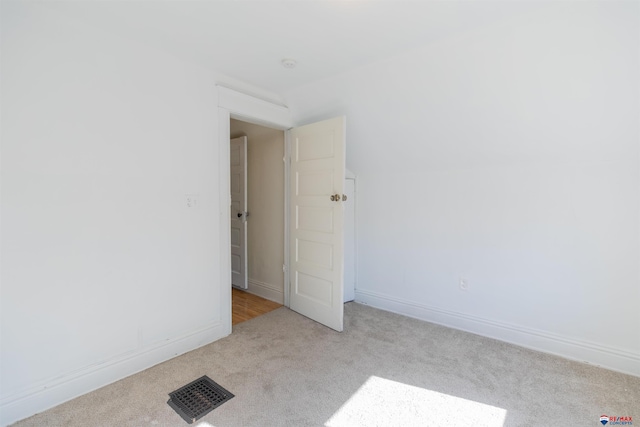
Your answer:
325;376;507;427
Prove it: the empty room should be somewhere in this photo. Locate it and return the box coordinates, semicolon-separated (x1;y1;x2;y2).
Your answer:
1;1;638;426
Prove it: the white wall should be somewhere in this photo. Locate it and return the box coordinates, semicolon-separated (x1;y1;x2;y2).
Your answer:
285;2;640;375
0;3;226;424
230;120;285;303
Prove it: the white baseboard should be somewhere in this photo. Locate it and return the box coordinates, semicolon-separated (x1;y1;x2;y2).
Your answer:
355;289;640;377
247;279;284;304
0;322;228;427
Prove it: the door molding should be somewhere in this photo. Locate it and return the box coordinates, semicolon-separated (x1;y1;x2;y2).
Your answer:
217;86;293;335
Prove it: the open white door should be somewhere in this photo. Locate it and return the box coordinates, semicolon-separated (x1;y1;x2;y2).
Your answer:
230;136;248;289
289;116;345;332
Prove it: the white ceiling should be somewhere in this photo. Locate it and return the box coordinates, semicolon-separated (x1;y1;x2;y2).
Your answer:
41;1;547;96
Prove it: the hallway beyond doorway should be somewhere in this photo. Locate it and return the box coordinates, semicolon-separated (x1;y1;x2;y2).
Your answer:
232;288;281;325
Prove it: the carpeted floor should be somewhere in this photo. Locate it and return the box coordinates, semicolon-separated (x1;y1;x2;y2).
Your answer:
12;303;639;426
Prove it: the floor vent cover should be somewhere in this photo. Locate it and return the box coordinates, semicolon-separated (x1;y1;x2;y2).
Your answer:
167;375;234;424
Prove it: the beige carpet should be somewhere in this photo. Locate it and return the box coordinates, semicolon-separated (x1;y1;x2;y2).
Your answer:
12;303;639;426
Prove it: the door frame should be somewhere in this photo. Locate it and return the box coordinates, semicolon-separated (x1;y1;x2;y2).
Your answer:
217;86;293;335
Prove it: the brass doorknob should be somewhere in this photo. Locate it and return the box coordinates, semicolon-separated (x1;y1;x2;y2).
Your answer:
330;194;341;201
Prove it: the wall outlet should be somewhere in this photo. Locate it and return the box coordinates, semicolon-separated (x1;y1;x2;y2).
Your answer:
459;278;469;291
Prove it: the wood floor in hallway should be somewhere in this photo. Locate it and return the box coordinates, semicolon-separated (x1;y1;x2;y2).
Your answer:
232;288;282;325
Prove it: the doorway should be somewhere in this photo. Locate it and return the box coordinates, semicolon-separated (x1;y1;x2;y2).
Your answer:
217;86;349;334
230;119;286;323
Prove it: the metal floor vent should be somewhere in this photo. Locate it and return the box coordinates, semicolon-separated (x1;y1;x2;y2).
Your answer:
167;375;234;424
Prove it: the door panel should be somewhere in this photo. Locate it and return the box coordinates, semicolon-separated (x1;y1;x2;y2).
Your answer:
230;136;248;289
296;239;333;269
297;206;335;233
295;272;333;306
297;170;335;196
289;116;345;332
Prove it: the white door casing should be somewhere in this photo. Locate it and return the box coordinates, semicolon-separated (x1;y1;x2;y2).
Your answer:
289;116;346;332
230;136;248;289
343;177;356;303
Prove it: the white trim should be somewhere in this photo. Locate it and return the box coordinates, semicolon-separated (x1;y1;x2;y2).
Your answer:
352;176;358;299
213;77;285;108
355;289;640;377
0;322;227;427
345;175;357;301
247;279;284;305
218;108;233;336
217;86;292;130
283;131;291;308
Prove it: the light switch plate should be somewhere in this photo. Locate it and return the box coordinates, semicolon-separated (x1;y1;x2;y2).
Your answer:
186;194;199;208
